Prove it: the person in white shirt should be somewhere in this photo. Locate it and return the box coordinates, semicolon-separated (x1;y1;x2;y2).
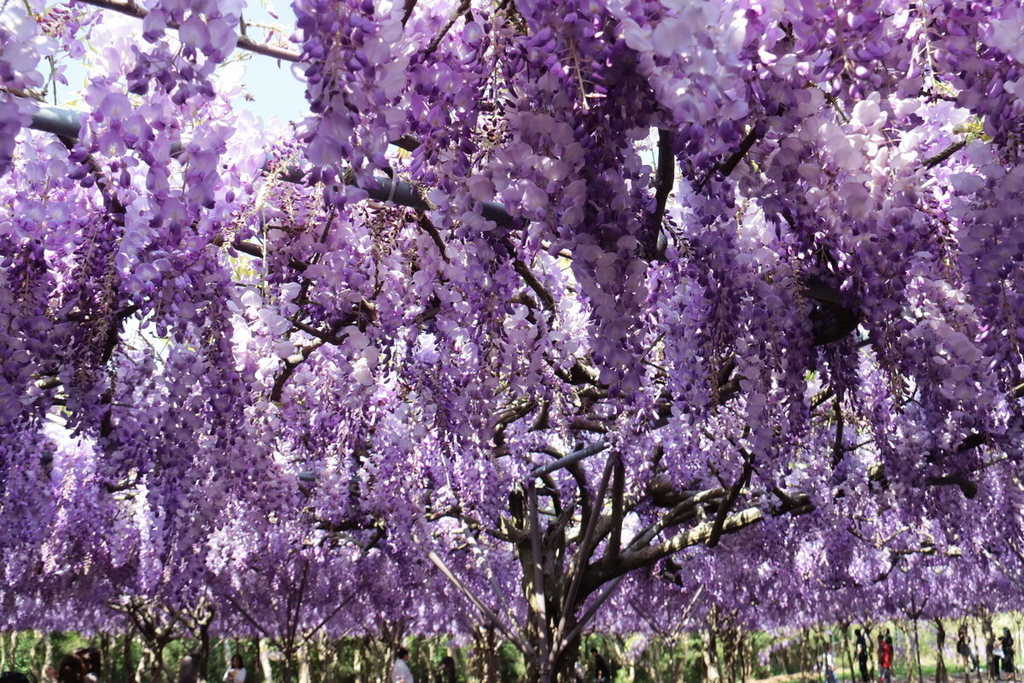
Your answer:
223;655;247;683
818;643;837;683
392;648;414;683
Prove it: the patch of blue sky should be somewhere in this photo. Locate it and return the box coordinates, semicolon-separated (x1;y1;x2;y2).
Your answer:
47;0;308;126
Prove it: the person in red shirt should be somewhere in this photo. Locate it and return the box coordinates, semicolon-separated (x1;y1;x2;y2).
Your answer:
879;634;894;683
877;634;885;678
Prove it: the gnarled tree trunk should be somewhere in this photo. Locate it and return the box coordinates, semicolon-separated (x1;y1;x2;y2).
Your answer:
935;618;948;683
703;612;722;683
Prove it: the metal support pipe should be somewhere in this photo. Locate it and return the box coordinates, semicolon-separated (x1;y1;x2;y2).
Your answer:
24;103;515;227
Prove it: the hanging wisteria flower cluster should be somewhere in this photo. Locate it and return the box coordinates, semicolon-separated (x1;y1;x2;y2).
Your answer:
2;0;1024;680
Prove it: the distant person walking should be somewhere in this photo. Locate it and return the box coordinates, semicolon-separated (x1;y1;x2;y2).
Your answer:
961;627;979;673
591;648;610;683
438;655;456;683
178;654;198;683
392;648;414;683
877;634;885;683
57;654;86;683
878;633;893;683
74;649;100;683
1001;628;1015;678
991;634;1004;681
223;655;247;683
819;642;838;683
856;629;870;683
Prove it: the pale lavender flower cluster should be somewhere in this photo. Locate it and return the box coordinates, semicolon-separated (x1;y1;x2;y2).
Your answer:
0;4;53;176
294;0;411;188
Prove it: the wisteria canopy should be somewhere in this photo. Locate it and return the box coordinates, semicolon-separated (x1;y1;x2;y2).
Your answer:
2;0;1024;680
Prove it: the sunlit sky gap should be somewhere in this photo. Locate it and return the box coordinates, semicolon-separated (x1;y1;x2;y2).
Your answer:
51;0;309;125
